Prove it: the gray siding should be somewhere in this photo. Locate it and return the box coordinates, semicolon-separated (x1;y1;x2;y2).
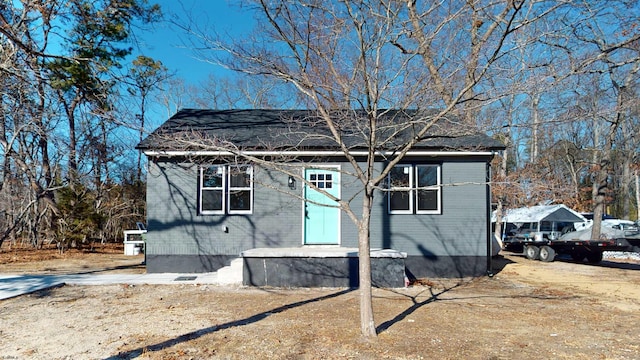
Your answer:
146;161;303;257
340;159;489;258
145;156;491;277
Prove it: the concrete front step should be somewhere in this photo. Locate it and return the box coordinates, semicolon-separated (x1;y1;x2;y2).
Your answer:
215;258;243;285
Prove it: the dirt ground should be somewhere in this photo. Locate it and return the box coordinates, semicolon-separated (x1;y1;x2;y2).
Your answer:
1;244;639;360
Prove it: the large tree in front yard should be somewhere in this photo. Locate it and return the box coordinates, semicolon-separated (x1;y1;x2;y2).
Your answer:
175;0;554;338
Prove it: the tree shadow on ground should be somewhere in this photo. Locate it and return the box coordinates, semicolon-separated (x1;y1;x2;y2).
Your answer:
74;262;146;274
75;262;146;275
375;284;460;334
375;259;578;335
103;288;354;360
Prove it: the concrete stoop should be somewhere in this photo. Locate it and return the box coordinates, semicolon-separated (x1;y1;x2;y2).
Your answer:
215;258;243;285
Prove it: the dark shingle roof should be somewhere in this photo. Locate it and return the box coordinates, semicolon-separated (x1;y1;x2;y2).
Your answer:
137;109;505;152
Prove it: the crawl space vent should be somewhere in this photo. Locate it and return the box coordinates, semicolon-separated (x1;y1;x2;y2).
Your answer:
174;276;197;281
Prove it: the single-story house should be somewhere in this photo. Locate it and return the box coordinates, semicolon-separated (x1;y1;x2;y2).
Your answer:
136;109;505;286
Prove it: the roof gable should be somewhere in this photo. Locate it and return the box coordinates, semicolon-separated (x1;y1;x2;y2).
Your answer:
137;109;506;152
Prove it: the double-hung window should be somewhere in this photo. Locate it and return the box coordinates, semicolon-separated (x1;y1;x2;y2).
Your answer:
199;165;253;215
388;164;441;214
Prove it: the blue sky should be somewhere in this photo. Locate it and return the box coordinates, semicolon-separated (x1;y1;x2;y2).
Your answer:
135;1;254;85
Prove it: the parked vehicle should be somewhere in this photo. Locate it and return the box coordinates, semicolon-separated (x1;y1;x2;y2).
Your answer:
503;226;631;263
510;221;575;241
495;205;635;263
602;219;639;236
571;218;640;252
494;205;587;242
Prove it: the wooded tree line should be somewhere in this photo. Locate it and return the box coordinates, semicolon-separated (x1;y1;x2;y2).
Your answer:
0;0;638;256
173;0;640;222
0;0;163;249
483;0;640;233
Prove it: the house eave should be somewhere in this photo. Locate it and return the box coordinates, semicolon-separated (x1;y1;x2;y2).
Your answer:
142;149;498;157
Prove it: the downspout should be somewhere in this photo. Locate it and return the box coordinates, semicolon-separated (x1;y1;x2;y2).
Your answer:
486;155;494;277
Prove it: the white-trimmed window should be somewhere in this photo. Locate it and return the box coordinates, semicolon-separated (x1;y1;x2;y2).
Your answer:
388;164;441;214
199;165;253;215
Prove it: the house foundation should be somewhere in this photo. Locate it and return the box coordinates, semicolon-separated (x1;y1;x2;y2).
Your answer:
241;247;407;288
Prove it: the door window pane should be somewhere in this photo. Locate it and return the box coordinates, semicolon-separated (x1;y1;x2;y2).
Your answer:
309;171;333;189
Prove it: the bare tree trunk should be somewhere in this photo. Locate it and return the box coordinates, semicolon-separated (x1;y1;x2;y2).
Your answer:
530;93;540;163
618;96;636;220
492;119;510;248
590;170;606;239
622;155;632;219
591;79;625;239
68;106;78;180
493;147;508;249
635;169;640;222
358;187;376;337
563;146;582;207
59;90;82;184
137;101;145;183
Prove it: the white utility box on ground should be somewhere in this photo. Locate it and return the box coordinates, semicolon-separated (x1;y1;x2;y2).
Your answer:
123;223;147;256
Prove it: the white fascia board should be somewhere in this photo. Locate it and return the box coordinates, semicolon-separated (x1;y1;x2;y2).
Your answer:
143;150;496;157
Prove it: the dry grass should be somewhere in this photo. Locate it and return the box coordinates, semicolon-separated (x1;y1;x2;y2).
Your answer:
0;247;639;359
